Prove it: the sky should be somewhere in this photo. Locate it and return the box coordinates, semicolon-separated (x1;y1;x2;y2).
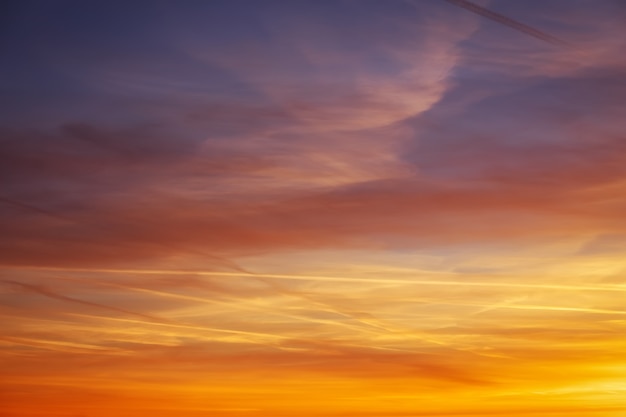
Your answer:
1;0;626;416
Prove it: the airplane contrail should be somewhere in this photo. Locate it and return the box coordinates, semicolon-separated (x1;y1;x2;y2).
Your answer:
10;265;626;293
443;0;569;46
2;279;170;324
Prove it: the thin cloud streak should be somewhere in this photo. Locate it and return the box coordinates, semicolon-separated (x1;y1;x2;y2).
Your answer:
3;279;171;324
2;1;626;416
443;0;569;46
13;266;626;293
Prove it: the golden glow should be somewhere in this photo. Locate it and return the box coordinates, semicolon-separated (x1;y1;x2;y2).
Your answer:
3;252;626;416
2;1;626;415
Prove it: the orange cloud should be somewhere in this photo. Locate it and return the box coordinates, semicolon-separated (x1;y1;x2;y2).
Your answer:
2;1;626;416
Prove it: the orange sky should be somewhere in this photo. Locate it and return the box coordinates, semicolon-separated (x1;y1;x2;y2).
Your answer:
2;1;626;416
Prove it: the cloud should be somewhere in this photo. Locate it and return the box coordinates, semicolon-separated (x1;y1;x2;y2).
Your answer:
2;279;171;323
3;2;626;417
452;0;626;80
3;112;626;269
443;0;568;46
179;0;474;132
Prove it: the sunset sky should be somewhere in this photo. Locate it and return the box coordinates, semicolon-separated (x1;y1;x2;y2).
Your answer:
2;1;626;416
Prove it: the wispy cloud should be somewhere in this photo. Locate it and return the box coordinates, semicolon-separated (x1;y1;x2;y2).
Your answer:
2;1;626;416
443;0;569;46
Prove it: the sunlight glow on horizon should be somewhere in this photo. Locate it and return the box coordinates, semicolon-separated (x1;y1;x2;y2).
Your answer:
2;0;626;416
